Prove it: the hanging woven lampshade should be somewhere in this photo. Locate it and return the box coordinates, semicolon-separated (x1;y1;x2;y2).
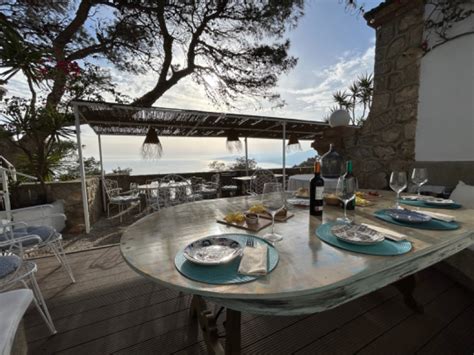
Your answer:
287;134;302;152
226;130;242;153
141;127;163;159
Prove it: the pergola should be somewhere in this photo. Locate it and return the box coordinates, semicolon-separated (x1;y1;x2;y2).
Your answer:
71;99;340;233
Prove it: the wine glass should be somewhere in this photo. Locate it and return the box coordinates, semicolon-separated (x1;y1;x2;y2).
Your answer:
390;171;408;209
411;168;428;196
335;175;357;224
261;182;285;243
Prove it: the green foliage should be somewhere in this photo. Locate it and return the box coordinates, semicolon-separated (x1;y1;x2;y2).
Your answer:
111;166;132;175
330;73;373;125
58;156;101;181
208;157;258;172
1;97;74;182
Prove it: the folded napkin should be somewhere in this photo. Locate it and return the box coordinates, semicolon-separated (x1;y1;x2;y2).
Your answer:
361;223;407;242
238;244;268;276
414;209;456;223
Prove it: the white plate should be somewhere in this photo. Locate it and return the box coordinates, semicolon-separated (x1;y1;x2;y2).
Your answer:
331;224;385;245
183;236;243;265
425;198;455;206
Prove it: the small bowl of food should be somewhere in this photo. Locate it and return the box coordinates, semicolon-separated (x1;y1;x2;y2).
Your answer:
324;193;340;206
245;212;259;225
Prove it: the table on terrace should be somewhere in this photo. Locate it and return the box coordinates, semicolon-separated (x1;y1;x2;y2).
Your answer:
120;192;474;354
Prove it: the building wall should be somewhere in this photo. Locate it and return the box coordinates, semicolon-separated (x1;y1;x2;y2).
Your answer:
416;34;474;162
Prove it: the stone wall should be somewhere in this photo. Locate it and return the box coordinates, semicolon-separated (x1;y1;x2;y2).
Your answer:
12;177;103;232
345;0;424;189
313;0;425;189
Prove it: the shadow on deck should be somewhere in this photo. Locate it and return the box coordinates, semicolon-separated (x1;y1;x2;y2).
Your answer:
25;246;474;354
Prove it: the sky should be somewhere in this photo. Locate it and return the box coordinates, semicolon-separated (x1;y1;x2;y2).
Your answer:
4;0;382;174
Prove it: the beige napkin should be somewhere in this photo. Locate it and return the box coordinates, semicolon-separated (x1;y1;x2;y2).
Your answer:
361;223;407;242
238;244;268;276
414;209;456;223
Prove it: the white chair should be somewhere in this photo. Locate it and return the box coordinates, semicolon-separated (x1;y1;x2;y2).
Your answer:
0;236;56;334
249;169;277;195
159;175;193;207
1;211;75;284
104;179;141;222
0;289;33;355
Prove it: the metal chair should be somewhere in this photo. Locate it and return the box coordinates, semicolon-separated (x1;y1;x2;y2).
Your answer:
158;175;193;207
249;169;277;195
104;179;141;222
0;234;56;334
200;175;219;199
0;207;75;284
219;172;239;197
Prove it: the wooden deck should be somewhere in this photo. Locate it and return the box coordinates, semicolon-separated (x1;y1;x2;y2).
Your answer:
24;246;474;354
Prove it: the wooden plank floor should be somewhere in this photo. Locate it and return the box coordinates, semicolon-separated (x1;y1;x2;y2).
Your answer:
24;246;474;355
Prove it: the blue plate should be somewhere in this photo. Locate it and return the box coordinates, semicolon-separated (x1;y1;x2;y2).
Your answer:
374;210;459;230
385;209;431;224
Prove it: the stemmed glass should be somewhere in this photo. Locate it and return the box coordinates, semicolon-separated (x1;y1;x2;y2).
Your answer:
261;182;285;243
335;175;357;224
390;171;408;209
411;168;428;196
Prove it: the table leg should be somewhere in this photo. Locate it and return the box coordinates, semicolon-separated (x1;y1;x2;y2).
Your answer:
189;295;241;355
225;308;241;354
393;274;424;314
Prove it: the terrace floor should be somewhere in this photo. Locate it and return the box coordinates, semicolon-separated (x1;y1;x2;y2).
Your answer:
25;246;474;354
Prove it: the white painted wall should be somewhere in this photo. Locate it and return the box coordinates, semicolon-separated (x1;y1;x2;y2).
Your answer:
415;7;474;161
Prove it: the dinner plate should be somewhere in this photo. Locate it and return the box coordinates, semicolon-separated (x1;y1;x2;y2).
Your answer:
183;236;243;265
385;209;432;224
331;224;385;245
424;198;455;207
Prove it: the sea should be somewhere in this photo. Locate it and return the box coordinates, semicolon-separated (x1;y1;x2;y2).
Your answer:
101;150;315;176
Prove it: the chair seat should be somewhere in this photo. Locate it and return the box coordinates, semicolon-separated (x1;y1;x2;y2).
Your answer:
110;195;140;204
222;185;238;191
10;226;57;246
0;289;33;355
0;255;21;279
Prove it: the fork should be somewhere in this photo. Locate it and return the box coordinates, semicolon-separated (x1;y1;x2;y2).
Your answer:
246;237;255;248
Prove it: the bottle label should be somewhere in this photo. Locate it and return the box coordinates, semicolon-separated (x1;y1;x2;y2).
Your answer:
315;186;324;200
313;205;323;212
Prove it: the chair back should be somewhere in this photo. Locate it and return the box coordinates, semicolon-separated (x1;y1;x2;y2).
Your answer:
104;179;121;199
250;169;277;195
159;175;192;207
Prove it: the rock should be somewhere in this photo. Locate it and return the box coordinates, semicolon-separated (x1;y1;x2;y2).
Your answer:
404;121;417;140
388;72;403;90
367;172;388;190
374;146;396;158
386;36;407;58
383;127;401;143
394;85;418;104
399;13;420;32
374;61;392;76
371;93;390;113
377;22;395;46
394;103;417;122
67;223;85;234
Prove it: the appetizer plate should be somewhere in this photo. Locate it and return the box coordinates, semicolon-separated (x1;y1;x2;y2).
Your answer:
385;209;432;224
331;223;385;245
183;236;243;265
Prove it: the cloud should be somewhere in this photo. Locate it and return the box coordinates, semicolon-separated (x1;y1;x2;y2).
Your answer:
280;45;375;118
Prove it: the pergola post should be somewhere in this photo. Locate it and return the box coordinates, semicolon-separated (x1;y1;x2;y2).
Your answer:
98;134;106;212
74;104;91;234
282;122;286;191
244;137;249;176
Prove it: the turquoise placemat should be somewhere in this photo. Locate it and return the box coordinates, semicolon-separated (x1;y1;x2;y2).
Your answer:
315;222;412;256
374;209;460;230
400;199;462;209
175;234;279;285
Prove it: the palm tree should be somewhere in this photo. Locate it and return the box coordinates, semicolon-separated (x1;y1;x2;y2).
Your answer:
356;73;373;122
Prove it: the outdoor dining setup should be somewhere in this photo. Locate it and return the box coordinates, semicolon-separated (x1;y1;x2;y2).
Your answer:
64;100;474;354
120;162;473;353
